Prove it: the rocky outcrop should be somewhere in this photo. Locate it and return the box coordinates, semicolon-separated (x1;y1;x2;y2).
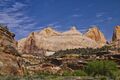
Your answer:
0;52;23;76
38;27;61;37
0;25;23;76
18;26;98;53
84;27;106;46
18;32;45;56
112;26;120;42
0;25;20;56
0;25;16;49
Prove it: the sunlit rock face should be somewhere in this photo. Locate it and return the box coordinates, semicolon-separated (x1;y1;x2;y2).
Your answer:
84;27;106;47
0;25;23;76
18;32;45;56
0;25;17;48
112;26;120;42
18;26;98;53
0;52;23;76
0;25;18;55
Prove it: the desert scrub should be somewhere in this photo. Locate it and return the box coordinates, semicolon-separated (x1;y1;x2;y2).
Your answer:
73;70;87;76
0;75;20;80
110;70;120;80
85;60;119;78
62;70;73;76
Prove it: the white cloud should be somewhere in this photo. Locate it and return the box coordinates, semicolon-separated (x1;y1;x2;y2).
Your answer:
96;12;105;18
47;22;59;26
0;0;37;39
6;2;26;12
96;14;103;18
72;14;82;17
107;17;113;21
54;25;61;28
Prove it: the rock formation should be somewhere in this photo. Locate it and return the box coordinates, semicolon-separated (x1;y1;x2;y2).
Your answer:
84;27;106;46
0;25;16;48
0;25;23;76
112;25;120;42
0;53;23;76
38;27;61;37
18;32;45;56
18;26;98;54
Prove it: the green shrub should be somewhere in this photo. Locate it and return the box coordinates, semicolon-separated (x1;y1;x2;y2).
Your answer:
85;60;118;78
73;70;87;76
110;70;120;80
98;76;108;80
0;75;20;80
62;70;73;76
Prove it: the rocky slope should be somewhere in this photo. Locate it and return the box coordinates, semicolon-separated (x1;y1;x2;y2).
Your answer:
18;26;99;53
112;25;120;42
0;25;23;76
0;25;16;48
84;27;106;47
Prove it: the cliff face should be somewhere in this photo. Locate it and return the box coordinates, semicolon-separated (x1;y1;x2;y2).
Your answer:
18;32;45;56
84;27;106;46
0;25;23;76
18;26;99;53
0;26;16;48
112;26;120;42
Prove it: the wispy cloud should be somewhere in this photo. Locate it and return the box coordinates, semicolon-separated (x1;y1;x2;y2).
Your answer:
47;22;62;29
107;17;113;21
72;14;83;17
96;12;105;18
3;2;26;13
47;22;59;26
94;16;113;24
0;0;37;39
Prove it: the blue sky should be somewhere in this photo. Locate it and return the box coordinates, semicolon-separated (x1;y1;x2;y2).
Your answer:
0;0;120;40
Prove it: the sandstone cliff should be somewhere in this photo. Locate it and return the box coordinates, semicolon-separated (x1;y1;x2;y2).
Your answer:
84;27;106;46
18;26;98;53
0;25;16;48
18;32;45;56
112;25;120;42
0;25;23;76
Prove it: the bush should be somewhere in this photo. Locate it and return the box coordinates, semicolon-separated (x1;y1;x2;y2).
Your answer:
110;70;120;80
97;76;108;80
62;70;73;76
85;60;118;78
73;70;87;76
0;75;20;80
